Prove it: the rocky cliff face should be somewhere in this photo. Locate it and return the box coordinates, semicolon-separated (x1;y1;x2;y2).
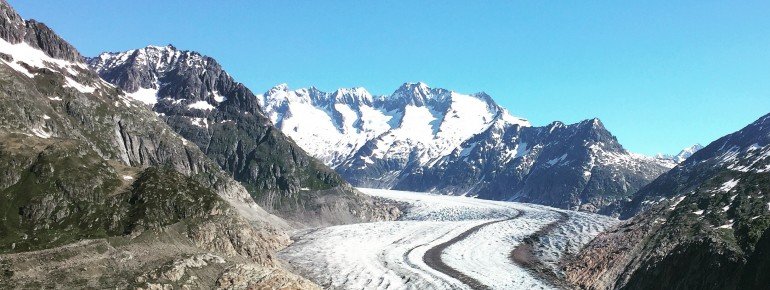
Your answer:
88;45;399;226
563;113;770;290
0;1;320;288
257;83;672;213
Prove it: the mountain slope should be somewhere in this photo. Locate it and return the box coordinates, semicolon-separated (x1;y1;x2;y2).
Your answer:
257;83;672;212
88;46;399;226
563;113;770;290
0;1;317;287
397;118;672;212
623;118;768;218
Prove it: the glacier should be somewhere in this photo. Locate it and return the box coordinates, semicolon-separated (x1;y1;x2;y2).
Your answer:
279;188;617;289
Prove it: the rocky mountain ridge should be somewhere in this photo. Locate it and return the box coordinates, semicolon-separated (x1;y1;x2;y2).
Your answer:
88;45;399;226
564;113;770;290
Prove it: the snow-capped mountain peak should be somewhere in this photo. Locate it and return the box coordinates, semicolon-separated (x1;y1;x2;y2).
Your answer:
624;113;770;218
329;87;374;105
674;143;704;163
395;81;432;98
388;82;449;107
88;45;233;109
91;45;188;77
655;143;704;165
258;82;531;169
271;83;290;92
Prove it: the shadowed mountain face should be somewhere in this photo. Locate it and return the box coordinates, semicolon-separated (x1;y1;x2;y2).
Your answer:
564;113;770;290
255;83;674;213
88;46;399;226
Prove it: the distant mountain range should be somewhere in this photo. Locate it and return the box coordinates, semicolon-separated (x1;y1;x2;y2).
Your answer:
253;82;676;212
656;143;704;164
87;44;717;216
90;44;717;214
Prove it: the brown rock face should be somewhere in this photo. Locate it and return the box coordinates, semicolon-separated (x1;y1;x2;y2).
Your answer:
562;209;661;290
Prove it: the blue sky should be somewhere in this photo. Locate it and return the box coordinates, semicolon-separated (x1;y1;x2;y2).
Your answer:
10;1;770;155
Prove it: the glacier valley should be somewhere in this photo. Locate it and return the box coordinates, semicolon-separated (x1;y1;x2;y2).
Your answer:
280;188;617;290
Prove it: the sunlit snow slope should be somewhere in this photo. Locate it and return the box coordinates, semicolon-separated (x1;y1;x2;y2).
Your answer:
280;189;617;290
257;82;529;170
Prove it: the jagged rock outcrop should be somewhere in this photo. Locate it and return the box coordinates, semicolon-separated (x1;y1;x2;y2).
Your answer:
216;264;321;290
563;113;770;290
88;45;400;225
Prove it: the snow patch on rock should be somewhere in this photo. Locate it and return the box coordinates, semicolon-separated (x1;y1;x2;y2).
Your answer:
126;87;159;105
187;101;215;111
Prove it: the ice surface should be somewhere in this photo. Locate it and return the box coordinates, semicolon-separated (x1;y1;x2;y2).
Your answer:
280;188;616;290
